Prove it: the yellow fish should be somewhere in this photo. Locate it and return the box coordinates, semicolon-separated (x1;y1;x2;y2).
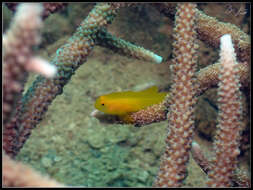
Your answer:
94;86;167;122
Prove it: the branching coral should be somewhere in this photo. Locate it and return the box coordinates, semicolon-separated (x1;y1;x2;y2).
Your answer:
3;2;164;187
191;141;250;187
206;34;243;187
3;3;162;158
3;3;60;187
3;3;56;125
3;3;57;157
154;3;198;187
3;2;250;187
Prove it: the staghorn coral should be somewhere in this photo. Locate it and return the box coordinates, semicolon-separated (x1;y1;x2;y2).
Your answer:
3;3;57;157
96;28;162;64
191;141;250;187
195;9;250;63
119;4;250;127
126;101;167;126
3;2;164;187
126;60;249;126
3;3;163;158
3;3;60;187
2;2;250;188
134;4;249;187
206;34;243;187
3;3;56;125
195;61;249;96
154;3;198;187
102;3;249;127
152;3;250;63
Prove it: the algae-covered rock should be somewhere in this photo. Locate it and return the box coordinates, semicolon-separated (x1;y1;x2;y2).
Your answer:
87;133;105;149
86;120;106;149
137;170;149;183
41;156;53;168
106;125;130;144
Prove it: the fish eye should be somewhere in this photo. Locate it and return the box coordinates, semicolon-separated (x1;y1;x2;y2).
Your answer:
101;103;105;106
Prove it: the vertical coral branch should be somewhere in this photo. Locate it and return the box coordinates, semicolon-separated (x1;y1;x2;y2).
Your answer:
3;3;57;157
3;3;48;125
3;3;119;158
206;34;243;187
154;3;198;187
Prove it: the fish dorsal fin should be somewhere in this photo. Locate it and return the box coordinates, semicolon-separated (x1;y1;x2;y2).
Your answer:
138;86;158;95
105;86;159;99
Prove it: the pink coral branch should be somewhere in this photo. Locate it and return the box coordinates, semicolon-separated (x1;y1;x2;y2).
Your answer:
154;3;198;187
206;34;243;187
3;153;64;187
3;3;56;125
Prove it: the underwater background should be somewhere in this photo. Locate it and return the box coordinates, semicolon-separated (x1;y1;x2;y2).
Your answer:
3;3;250;187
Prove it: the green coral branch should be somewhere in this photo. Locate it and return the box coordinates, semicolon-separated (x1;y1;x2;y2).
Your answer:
8;3;120;157
96;28;163;64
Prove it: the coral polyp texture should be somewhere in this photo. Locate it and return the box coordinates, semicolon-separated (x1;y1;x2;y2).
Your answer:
154;3;198;187
206;34;243;187
3;3;55;125
3;2;250;188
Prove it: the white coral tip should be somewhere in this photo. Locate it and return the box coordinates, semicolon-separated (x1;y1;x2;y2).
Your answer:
153;54;163;64
26;57;57;78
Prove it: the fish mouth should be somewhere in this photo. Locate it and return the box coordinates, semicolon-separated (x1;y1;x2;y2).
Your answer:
90;109;120;125
90;109;100;117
